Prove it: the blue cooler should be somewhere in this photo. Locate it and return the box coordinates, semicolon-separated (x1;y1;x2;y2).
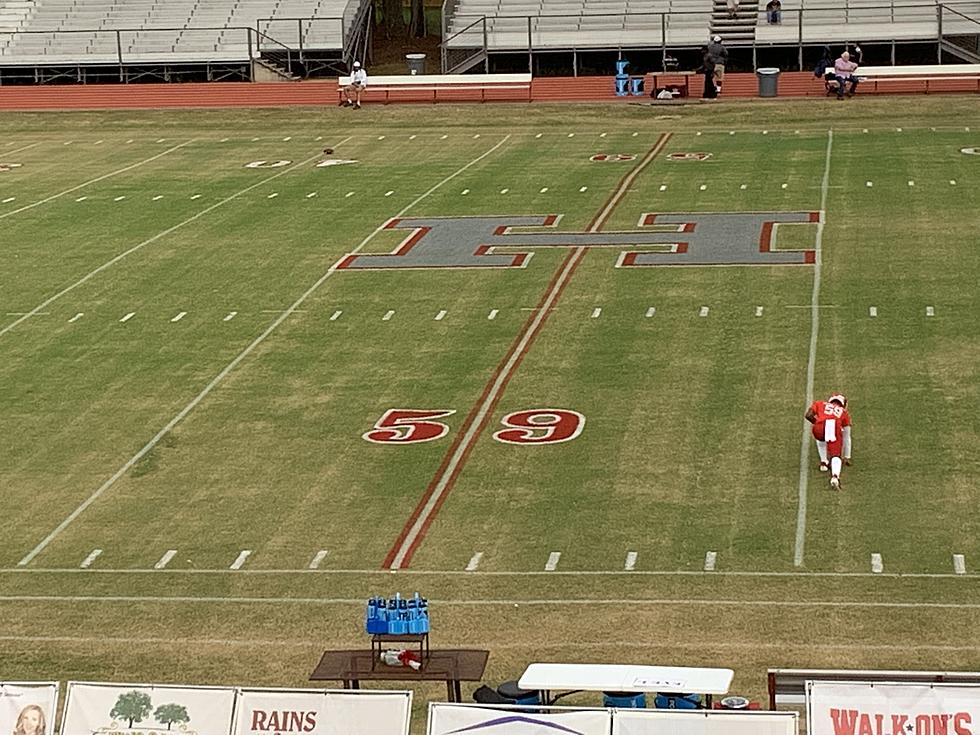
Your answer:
615;59;630;96
603;692;646;708
654;693;701;709
497;681;540;705
629;77;644;96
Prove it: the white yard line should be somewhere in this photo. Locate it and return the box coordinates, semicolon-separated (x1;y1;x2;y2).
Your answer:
0;140;352;339
5;142;41;156
3;633;980;653
1;566;976;579
16;135;512;567
1;594;980;610
0;141;191;222
794;129;833;569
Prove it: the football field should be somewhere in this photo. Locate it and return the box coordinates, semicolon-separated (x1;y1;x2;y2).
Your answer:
1;98;979;705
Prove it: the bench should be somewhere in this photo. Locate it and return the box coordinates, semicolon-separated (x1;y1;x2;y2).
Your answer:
857;63;980;93
336;73;532;104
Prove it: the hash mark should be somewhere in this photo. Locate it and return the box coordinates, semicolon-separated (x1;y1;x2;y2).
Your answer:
3;197;16;203
869;306;878;317
191;194;202;200
699;184;707;191
309;550;328;569
461;189;470;195
500;188;509;194
579;186;587;192
119;312;135;323
866;181;873;187
306;192;317;198
544;552;561;571
230;550;252;570
487;309;498;320
699;306;709;317
591;307;602;318
114;196;126;202
624;551;638;571
80;549;103;568
267;193;278;199
755;306;764;317
170;311;187;323
329;310;343;321
704;551;717;571
75;196;87;202
645;307;656;318
434;310;447;321
540;187;549;193
155;550;177;569
382;310;395;321
740;184;747;190
659;185;667;192
69;313;84;323
384;191;394;197
908;181;915;187
152;195;163;201
926;306;935;317
223;311;237;321
465;552;483;572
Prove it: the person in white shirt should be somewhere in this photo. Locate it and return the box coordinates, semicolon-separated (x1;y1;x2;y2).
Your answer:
342;61;368;108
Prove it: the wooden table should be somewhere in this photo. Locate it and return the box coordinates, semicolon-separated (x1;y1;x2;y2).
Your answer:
643;71;698;98
310;649;489;703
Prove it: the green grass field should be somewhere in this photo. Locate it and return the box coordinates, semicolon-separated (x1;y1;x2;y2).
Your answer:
1;98;979;712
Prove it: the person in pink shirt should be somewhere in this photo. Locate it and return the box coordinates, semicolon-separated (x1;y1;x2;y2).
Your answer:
834;50;859;99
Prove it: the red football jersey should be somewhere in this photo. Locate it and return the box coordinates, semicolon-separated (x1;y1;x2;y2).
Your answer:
810;400;852;443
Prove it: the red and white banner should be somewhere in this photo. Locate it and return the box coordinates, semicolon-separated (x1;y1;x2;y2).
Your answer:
62;682;236;735
614;708;797;735
807;681;980;735
1;682;59;735
233;688;411;735
428;704;610;735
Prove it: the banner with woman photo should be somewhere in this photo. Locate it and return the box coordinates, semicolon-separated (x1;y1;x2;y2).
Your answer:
1;682;60;735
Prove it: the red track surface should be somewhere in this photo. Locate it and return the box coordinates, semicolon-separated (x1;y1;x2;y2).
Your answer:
0;73;975;110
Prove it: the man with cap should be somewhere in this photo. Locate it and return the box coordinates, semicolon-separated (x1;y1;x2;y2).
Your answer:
706;36;727;96
342;61;368;108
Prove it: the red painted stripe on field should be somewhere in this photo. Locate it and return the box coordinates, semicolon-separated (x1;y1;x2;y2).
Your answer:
382;133;672;569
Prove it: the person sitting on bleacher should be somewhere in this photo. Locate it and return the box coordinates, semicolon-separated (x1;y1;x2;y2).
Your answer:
834;50;860;99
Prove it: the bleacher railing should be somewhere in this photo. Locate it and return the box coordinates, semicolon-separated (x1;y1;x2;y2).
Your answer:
441;15;489;73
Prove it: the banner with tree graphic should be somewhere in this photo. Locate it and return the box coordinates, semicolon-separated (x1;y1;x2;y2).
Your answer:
1;682;60;735
62;683;236;735
233;688;412;735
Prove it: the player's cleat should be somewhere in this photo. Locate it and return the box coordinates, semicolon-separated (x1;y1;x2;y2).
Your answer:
830;476;840;490
819;462;829;472
354;102;361;109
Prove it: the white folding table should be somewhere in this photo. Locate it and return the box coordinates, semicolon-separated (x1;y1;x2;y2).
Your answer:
518;663;734;706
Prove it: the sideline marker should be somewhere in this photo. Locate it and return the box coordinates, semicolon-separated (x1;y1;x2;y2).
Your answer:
230;550;252;570
545;552;561;571
309;550;328;569
953;554;966;575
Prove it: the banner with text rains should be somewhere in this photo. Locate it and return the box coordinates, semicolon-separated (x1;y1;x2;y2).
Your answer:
233;688;412;735
62;683;236;735
428;704;611;735
614;708;798;735
1;682;59;735
806;681;980;735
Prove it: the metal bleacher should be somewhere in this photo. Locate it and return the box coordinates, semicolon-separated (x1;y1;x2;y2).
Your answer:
443;0;980;70
0;0;354;67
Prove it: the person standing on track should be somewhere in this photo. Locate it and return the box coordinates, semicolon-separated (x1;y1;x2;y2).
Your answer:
706;36;727;96
805;393;853;490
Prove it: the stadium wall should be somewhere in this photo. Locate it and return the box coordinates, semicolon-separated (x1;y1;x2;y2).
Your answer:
0;73;974;110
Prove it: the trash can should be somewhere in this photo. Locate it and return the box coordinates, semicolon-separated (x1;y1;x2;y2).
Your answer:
406;53;426;75
756;67;780;97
